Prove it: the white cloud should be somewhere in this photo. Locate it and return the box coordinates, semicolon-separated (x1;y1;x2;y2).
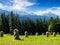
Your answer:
0;3;12;11
33;9;51;15
33;7;60;16
14;0;34;7
12;0;35;10
0;3;3;9
0;0;35;11
0;0;60;16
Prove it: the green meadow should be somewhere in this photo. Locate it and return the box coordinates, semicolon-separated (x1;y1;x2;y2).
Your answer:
0;35;60;45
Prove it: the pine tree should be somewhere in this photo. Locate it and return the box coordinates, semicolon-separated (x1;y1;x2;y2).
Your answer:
48;17;55;32
9;11;14;34
0;14;2;31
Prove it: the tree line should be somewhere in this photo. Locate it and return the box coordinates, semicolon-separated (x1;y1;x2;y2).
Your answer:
0;11;60;35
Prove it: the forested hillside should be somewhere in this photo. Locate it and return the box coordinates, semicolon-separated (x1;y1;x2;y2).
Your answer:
0;11;60;35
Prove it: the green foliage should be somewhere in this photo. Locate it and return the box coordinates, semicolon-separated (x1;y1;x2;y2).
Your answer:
48;16;60;32
48;24;55;32
0;11;60;34
0;14;2;31
9;11;15;34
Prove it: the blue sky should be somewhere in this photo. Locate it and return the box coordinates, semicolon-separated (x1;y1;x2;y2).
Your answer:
27;0;60;10
0;0;60;16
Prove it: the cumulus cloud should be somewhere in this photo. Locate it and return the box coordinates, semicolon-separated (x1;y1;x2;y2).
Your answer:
0;3;3;9
0;0;35;11
0;3;12;11
12;0;35;10
0;0;60;16
33;7;60;16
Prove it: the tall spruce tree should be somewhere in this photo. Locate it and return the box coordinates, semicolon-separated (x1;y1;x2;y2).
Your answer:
48;17;55;32
9;11;14;34
0;14;2;31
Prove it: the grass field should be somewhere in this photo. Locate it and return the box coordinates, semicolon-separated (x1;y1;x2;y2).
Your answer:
0;35;60;45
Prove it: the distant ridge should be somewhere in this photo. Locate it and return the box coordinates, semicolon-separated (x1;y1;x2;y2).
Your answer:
0;9;59;21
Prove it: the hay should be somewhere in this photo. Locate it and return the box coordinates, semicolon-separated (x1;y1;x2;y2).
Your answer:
36;32;38;36
57;32;59;35
25;31;28;37
30;33;32;35
13;29;20;40
0;31;3;37
46;32;49;37
42;33;44;35
53;32;56;37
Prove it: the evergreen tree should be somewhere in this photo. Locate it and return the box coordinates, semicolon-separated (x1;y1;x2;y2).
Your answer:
9;11;14;34
48;17;55;32
0;14;2;31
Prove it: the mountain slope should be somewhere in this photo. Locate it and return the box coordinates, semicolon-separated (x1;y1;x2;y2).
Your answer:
0;9;58;20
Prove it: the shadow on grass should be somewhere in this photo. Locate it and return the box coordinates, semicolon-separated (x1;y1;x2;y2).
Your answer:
14;39;24;41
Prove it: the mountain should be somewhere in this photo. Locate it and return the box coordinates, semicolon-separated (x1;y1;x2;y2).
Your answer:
0;9;9;15
20;13;58;21
0;9;58;21
19;12;58;21
13;10;58;20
